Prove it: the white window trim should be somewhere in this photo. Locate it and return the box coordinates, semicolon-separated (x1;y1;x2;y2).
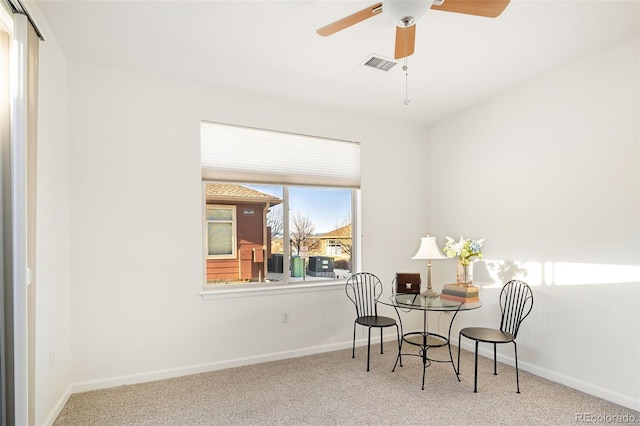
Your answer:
199;278;349;300
202;188;360;294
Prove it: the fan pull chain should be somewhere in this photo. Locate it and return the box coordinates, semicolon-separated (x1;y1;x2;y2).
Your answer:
402;21;410;106
403;57;410;105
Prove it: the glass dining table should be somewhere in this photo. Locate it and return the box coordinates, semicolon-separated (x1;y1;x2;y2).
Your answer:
378;292;482;390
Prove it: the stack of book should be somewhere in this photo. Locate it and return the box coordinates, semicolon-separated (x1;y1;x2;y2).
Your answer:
440;284;480;303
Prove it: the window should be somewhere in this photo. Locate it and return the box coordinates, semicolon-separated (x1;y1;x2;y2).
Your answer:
327;240;343;256
206;205;236;258
201;122;360;287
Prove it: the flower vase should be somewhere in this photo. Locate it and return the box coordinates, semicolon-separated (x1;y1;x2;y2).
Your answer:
456;261;473;287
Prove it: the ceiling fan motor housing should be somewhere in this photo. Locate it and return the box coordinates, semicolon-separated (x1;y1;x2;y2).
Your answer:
383;0;434;27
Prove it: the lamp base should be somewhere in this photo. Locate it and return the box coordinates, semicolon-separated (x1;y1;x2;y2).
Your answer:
421;288;440;298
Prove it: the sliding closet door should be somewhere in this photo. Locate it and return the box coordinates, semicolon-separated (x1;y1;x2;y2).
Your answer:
25;15;38;426
12;14;38;426
0;10;39;426
0;21;11;426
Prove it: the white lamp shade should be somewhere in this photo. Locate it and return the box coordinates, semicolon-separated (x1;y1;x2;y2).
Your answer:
383;0;433;27
411;236;445;260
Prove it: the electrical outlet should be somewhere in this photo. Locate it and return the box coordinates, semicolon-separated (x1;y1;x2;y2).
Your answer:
49;351;55;368
281;313;289;324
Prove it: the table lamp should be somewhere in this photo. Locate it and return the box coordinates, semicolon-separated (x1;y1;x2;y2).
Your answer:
411;235;445;298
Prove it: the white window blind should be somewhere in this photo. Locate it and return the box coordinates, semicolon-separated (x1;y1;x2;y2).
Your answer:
201;121;360;188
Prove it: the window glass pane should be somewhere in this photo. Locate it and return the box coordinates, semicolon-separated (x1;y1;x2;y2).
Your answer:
205;183;283;284
207;208;233;221
289;187;352;281
264;187;285;282
203;181;353;286
208;223;232;256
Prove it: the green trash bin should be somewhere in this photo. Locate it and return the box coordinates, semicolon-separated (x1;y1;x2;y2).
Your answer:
291;256;304;278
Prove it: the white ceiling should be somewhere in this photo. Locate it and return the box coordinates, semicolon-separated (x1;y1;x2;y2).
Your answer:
34;0;639;126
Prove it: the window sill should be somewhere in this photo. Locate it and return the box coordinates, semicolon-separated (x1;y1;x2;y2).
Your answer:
199;279;347;300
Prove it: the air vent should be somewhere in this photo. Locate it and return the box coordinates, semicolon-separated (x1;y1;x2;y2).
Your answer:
362;54;398;72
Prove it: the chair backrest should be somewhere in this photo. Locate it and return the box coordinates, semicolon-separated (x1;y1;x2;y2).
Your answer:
499;280;534;338
345;272;384;318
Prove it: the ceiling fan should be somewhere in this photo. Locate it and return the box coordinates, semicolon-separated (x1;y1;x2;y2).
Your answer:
317;0;511;60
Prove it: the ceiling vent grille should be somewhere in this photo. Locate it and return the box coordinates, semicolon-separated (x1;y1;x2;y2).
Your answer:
362;55;398;72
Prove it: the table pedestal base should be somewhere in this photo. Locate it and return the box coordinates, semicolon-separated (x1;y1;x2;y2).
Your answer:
393;331;451;390
380;293;482;389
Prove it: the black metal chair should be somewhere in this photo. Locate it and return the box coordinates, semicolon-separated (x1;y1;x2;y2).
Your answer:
457;280;533;393
345;272;400;371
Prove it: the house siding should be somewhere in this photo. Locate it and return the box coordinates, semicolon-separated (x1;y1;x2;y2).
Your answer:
206;201;268;282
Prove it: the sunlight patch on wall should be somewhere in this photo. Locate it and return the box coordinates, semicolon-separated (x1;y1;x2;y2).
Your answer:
475;259;542;287
474;259;639;287
547;262;640;286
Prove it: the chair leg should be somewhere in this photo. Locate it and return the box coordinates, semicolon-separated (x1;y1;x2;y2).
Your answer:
352;323;357;359
366;327;372;372
397;324;402;367
513;341;520;393
493;343;497;375
474;340;479;393
456;332;462;380
380;328;384;354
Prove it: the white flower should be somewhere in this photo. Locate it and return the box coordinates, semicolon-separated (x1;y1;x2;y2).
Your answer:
443;235;484;266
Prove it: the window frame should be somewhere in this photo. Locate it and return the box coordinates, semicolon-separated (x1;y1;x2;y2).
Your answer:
205;204;237;260
201;183;360;292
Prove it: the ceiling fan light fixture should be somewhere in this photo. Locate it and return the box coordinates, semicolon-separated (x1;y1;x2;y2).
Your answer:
383;0;434;27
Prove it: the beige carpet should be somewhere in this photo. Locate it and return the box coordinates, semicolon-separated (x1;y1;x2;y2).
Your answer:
54;344;638;425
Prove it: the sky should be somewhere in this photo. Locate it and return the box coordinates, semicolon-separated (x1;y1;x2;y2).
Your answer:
246;184;351;234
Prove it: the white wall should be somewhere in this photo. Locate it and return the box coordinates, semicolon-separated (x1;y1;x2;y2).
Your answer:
29;2;72;425
65;62;428;390
424;36;640;410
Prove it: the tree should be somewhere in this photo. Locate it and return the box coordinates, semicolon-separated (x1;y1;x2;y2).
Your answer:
290;211;319;255
330;217;352;271
266;204;283;238
333;216;352;258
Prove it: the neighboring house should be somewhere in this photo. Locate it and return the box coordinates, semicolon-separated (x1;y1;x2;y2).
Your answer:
205;183;282;283
315;224;352;270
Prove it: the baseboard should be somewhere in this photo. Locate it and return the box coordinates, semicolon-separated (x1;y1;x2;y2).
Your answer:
70;340;354;394
42;384;73;426
68;335;638;413
452;337;640;412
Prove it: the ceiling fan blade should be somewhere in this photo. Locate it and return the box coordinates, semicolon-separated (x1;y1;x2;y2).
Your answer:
316;2;383;36
394;25;416;59
431;0;511;18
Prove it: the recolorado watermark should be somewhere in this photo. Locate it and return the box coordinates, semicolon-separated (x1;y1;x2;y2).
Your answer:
576;413;638;423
